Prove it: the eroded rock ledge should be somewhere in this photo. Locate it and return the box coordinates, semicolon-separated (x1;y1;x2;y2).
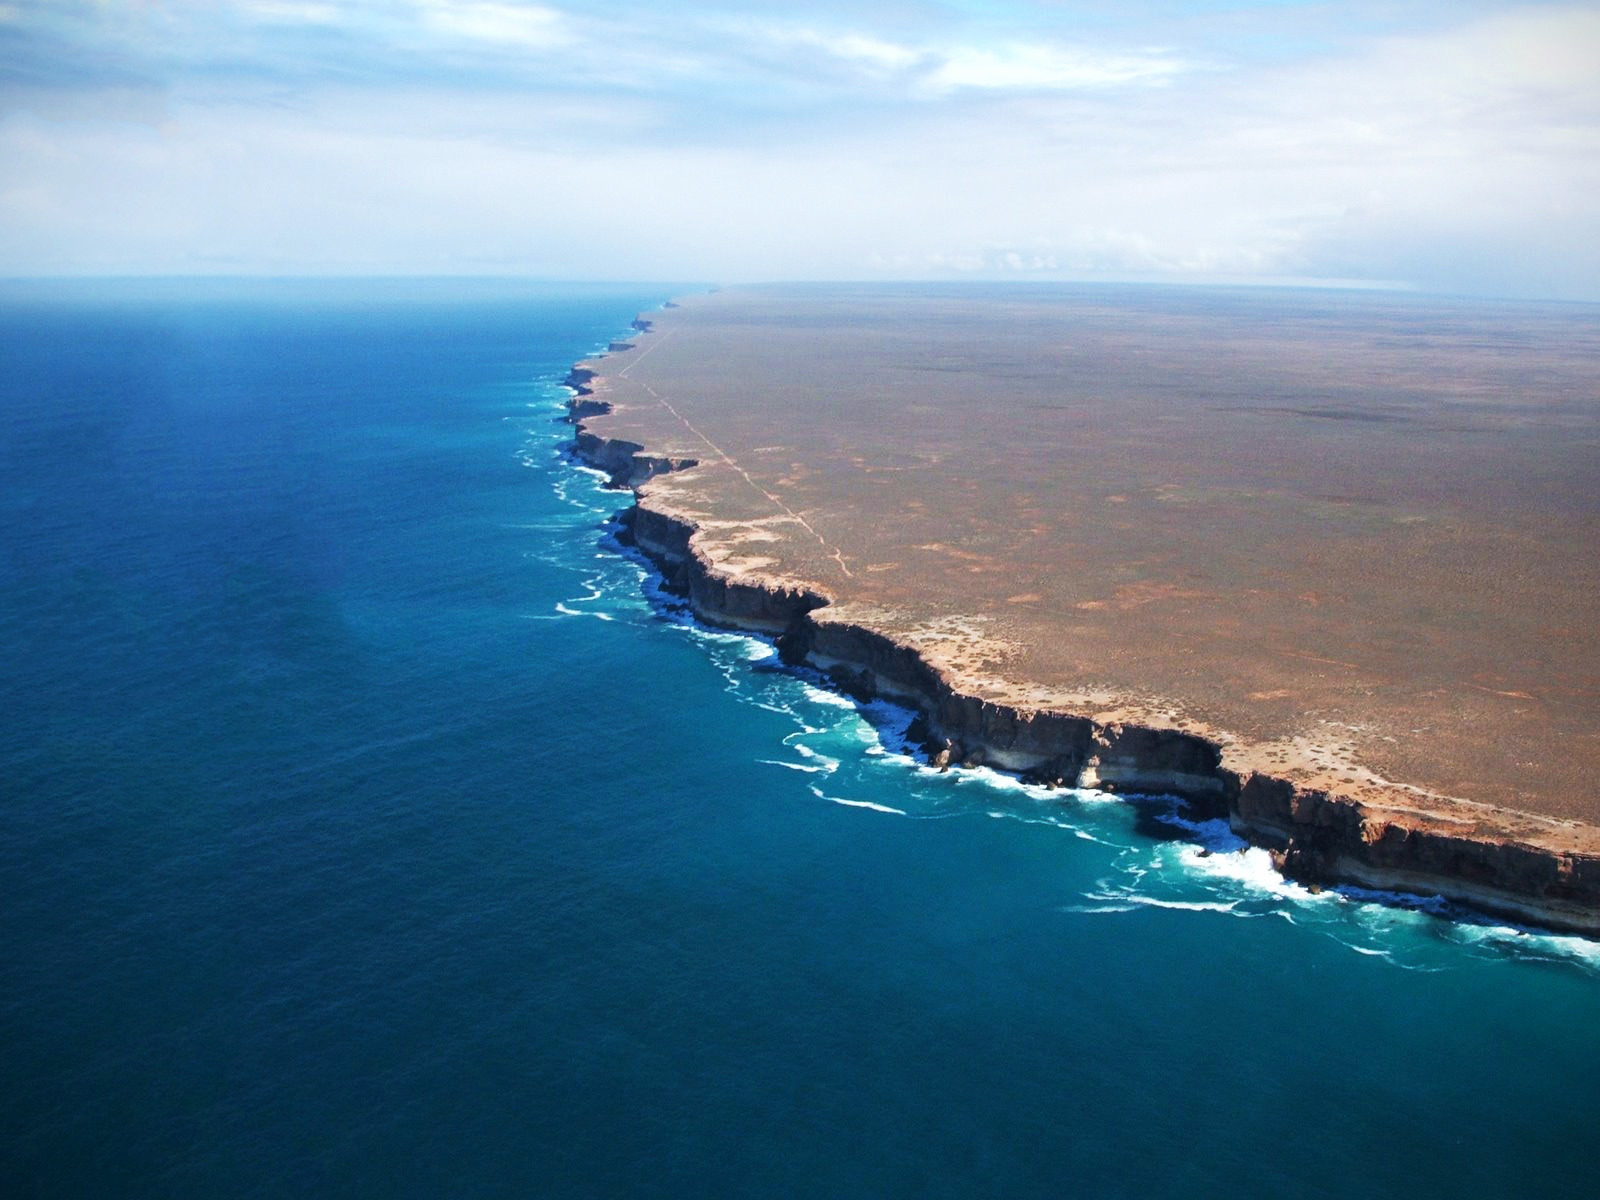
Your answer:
563;327;1600;938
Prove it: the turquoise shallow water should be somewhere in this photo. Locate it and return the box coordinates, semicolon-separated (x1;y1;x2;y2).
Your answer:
1;279;1596;1198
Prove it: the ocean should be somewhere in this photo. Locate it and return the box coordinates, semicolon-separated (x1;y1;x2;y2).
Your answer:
1;278;1595;1198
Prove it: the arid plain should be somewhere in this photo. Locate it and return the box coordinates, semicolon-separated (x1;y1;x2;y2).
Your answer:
578;284;1600;860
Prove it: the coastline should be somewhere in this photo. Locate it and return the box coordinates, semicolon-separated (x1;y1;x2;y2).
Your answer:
564;308;1600;938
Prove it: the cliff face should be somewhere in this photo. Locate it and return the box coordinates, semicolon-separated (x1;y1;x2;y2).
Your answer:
797;618;1225;797
571;432;698;492
628;505;826;633
565;336;1600;939
1233;776;1600;932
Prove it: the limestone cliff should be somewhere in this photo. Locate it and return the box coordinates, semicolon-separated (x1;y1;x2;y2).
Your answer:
565;325;1600;938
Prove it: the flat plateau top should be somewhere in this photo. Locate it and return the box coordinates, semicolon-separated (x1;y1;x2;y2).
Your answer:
583;284;1600;833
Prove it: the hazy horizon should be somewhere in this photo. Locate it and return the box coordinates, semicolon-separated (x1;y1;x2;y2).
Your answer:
3;2;1598;301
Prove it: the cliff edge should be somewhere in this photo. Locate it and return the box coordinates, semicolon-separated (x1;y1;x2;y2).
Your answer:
565;294;1600;937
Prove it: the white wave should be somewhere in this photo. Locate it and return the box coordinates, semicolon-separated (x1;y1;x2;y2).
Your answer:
758;759;831;774
1337;884;1452;917
1371;902;1600;970
953;806;1090;836
755;700;798;717
1063;788;1125;806
1177;844;1318;903
684;627;772;664
1321;933;1445;972
506;520;582;534
950;766;1055;803
553;602;614;622
1119;893;1241;914
807;784;905;815
869;757;930;785
853;698;919;745
1180;818;1249;853
824;796;907;816
790;744;840;771
1452;925;1600;971
1081;887;1137;904
1174;846;1600;972
1059;903;1139;915
974;772;1113;813
1141;797;1250;852
800;684;860;710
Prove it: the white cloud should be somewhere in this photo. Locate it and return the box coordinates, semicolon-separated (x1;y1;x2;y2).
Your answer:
240;1;345;23
783;30;923;73
924;44;1185;93
415;1;571;49
734;20;1188;95
1;3;1596;296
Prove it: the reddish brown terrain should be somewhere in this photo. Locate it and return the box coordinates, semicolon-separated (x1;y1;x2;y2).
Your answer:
571;284;1600;932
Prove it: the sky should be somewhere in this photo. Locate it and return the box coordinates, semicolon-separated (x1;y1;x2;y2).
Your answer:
1;1;1597;297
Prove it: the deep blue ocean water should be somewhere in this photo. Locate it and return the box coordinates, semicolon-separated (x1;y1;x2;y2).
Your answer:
2;279;1596;1199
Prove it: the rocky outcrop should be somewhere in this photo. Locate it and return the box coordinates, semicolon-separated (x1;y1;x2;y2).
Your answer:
571;431;697;491
1233;775;1600;933
565;317;1600;938
624;505;827;633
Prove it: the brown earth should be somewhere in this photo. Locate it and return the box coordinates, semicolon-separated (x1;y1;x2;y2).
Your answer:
571;284;1600;929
